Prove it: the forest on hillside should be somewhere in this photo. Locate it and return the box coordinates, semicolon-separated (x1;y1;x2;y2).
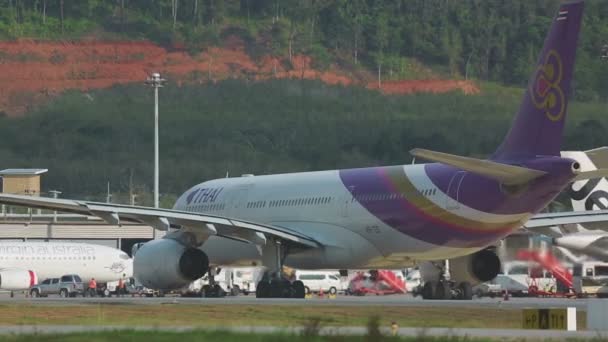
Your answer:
0;79;606;203
1;1;608;100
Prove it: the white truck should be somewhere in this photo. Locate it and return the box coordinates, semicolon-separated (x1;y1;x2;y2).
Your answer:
180;267;264;297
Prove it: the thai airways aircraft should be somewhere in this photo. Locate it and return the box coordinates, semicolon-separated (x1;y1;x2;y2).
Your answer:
534;147;608;261
0;241;133;291
1;0;607;300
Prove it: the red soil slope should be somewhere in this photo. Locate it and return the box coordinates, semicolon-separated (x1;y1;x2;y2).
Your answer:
0;38;478;115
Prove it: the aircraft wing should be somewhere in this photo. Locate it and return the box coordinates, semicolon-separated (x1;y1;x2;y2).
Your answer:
525;210;608;229
0;194;320;249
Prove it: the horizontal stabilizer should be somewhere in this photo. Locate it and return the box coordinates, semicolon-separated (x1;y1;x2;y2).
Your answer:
584;146;608;167
410;148;546;185
574;168;608;181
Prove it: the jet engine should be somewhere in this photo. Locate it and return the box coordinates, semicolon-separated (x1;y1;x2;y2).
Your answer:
133;239;209;289
0;269;37;290
450;249;501;284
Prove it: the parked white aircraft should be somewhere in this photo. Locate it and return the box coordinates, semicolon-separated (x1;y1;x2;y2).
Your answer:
537;147;608;261
0;241;133;291
1;0;607;300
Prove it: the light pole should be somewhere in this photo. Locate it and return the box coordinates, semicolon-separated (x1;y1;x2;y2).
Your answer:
145;72;166;211
49;190;62;223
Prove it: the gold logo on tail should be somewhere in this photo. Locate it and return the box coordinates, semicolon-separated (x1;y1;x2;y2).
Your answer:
530;50;565;122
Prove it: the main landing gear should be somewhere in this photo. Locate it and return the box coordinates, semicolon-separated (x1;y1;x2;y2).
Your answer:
255;239;306;299
256;277;306;299
421;280;473;300
420;260;473;300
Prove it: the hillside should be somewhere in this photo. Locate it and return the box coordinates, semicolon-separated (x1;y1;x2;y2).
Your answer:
1;0;607;116
0;79;605;202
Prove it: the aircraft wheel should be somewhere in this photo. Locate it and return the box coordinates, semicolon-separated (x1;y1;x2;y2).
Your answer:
436;281;451;300
269;279;287;298
292;281;306;299
329;287;338;295
422;281;437;300
256;280;270;298
458;282;473;300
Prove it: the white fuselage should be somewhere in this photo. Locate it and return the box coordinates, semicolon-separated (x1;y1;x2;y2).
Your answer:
173;164;521;270
0;241;133;283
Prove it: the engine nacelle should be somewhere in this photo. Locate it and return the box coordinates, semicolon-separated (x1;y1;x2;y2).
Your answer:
133;239;209;289
450;249;501;284
0;269;37;290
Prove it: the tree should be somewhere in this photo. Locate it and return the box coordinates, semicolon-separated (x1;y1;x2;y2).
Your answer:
59;0;64;34
172;0;178;30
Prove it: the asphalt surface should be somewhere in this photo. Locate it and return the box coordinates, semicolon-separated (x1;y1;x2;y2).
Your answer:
0;324;604;340
0;292;591;310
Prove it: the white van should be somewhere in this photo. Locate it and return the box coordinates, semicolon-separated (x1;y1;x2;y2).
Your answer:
295;270;343;295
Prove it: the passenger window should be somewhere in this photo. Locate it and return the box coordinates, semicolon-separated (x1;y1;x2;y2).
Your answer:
61;276;71;282
42;279;51;285
52;279;59;284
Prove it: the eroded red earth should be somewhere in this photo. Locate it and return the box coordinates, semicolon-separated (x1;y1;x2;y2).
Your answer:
0;38;479;115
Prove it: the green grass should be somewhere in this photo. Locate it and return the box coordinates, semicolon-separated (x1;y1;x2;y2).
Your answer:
0;304;587;330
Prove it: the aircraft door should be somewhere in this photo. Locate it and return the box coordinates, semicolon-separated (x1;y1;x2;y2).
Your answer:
445;171;466;210
229;184;252;217
340;186;355;218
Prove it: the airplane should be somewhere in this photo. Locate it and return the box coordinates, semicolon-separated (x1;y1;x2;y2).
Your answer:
0;241;133;292
1;0;607;300
532;147;608;261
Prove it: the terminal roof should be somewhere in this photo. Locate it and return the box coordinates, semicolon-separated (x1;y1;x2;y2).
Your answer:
0;169;48;176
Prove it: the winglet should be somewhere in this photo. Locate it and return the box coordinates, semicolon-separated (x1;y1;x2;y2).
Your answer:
411;148;546;185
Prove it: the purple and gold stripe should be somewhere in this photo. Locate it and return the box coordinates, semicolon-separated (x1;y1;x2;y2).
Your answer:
339;165;528;248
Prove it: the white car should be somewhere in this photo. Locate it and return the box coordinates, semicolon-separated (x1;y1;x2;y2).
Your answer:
295;271;343;295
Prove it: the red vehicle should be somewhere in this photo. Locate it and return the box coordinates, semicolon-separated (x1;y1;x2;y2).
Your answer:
347;270;406;296
516;250;576;297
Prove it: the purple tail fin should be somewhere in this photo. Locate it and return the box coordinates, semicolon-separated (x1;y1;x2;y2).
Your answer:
494;0;584;160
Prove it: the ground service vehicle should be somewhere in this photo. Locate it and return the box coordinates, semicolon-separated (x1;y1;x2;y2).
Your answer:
295;271;343;295
30;274;84;298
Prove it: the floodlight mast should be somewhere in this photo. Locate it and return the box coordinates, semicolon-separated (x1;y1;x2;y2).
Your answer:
145;72;166;239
